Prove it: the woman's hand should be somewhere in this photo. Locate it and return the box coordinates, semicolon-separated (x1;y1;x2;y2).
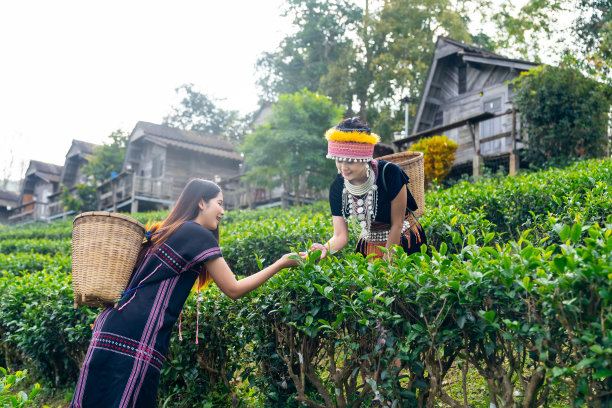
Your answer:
279;252;307;268
309;243;328;260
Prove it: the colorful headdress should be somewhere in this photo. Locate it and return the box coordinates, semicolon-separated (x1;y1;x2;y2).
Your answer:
325;118;380;162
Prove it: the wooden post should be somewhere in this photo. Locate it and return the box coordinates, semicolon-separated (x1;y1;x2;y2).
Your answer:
469;122;482;178
509;108;519;176
112;179;117;212
130;173;138;213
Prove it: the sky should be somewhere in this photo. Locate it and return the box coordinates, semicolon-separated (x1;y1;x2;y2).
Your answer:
0;0;290;182
0;1;575;185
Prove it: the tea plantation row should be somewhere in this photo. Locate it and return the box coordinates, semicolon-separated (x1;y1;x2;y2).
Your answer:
0;159;610;407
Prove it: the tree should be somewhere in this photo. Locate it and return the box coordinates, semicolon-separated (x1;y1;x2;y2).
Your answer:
163;84;248;143
60;130;128;213
255;0;361;106
256;0;474;141
364;0;472;139
240;89;344;207
512;65;611;168
572;0;612;83
60;184;97;213
82;130;128;184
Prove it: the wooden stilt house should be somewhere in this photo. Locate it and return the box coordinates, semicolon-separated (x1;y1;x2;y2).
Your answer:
393;37;540;177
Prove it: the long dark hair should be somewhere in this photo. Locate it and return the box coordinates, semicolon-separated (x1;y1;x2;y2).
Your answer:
137;179;222;288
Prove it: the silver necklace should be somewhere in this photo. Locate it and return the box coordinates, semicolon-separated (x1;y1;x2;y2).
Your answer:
342;168;378;234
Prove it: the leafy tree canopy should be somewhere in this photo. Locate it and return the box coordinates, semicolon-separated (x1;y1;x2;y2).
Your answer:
256;0;474;141
240;89;344;206
82;130;128;184
163;83;250;143
512;65;611;168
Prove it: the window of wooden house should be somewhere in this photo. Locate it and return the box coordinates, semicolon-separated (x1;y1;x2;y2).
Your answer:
152;155;164;178
433;108;444;127
458;64;467;94
480;97;504;155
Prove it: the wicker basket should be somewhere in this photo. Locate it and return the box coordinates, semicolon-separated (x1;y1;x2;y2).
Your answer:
72;211;145;308
377;151;426;218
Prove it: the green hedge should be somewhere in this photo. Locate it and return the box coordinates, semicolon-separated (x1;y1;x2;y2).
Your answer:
428;159;612;240
0;220;72;241
0;239;71;256
0;159;610;407
0;252;71;276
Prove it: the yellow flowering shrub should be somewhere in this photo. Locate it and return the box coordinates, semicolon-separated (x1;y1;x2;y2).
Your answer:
408;135;458;187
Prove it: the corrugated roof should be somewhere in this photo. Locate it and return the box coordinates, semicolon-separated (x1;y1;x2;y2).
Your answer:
67;140;97;158
144;135;243;161
439;37;538;66
25;160;63;183
133;121;236;152
0;189;19;207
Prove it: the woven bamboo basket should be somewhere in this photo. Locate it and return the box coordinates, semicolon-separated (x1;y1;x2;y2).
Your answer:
72;211;145;308
377;151;425;218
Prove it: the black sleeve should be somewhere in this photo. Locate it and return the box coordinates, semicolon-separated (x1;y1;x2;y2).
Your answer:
381;161;418;211
174;222;223;266
381;162;409;201
329;174;344;217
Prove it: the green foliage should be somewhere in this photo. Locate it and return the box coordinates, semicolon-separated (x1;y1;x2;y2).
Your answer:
241;89;343;206
60;184;97;214
255;0;361;105
0;159;610;406
0;252;71;276
0;220;72;241
573;0;612;83
368;0;472;121
0;270;96;386
163;83;249;144
61;129;127;212
428;159;612;242
81;130;128;184
0;239;71;256
512;65;611;169
256;0;473;133
221;205;339;276
0;367;40;408
408;134;458;187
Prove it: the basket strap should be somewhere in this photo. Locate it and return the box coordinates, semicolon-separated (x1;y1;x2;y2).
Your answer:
381;162;389;192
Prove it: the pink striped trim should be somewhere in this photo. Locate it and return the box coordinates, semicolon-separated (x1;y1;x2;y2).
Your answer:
118;264;162;311
72;307;113;405
183;246;222;271
327;140;374;161
119;277;174;407
131;275;179;402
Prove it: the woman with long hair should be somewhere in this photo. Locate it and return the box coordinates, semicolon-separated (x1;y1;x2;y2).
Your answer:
310;117;427;260
70;179;304;408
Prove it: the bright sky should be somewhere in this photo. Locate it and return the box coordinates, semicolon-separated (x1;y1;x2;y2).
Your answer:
0;1;576;184
0;0;290;182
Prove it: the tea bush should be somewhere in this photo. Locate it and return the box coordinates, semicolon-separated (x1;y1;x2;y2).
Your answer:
427;159;612;240
0;367;41;408
0;158;610;407
0;269;95;385
0;239;71;256
0;220;72;241
0;252;71;276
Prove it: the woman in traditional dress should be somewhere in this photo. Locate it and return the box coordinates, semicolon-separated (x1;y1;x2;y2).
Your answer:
310;117;427;260
70;179;304;408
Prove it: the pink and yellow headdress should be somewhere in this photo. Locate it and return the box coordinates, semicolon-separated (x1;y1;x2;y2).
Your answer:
325;118;380;162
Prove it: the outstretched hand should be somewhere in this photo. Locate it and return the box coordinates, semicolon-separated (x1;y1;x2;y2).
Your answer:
310;243;328;261
279;252;307;268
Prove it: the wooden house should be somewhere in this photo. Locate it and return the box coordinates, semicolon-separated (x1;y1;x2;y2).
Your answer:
98;122;243;213
9;160;63;224
0;189;19;225
393;37;539;177
47;139;98;219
